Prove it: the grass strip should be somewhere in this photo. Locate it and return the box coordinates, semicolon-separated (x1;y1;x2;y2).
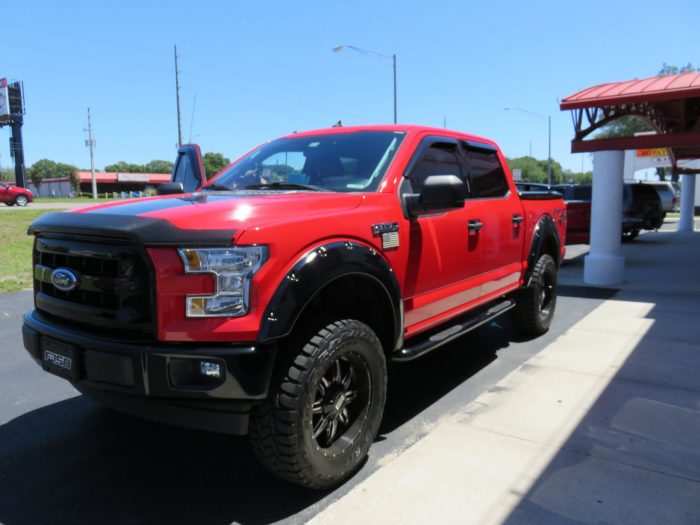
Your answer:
0;209;64;293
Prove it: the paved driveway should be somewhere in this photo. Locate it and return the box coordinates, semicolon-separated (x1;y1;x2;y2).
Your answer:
0;275;608;524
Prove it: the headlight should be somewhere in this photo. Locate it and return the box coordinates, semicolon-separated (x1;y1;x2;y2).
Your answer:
178;246;268;317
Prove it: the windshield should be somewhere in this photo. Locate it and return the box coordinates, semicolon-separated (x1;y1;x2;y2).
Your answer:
207;131;405;193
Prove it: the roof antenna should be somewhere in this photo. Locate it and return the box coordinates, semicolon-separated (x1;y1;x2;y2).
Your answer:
187;92;197;143
332;120;342;127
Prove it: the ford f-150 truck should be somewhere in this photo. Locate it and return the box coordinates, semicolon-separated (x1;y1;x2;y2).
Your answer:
23;125;565;488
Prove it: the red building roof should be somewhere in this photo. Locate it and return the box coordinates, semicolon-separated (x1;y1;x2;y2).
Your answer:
560;72;700;160
561;72;700;109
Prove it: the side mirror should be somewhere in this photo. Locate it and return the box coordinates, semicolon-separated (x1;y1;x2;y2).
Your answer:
157;182;185;196
405;175;466;217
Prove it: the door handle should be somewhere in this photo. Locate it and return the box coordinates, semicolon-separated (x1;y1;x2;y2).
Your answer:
468;220;483;233
512;214;524;225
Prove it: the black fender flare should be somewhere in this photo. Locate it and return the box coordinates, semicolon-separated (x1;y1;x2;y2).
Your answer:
257;241;404;351
524;215;561;286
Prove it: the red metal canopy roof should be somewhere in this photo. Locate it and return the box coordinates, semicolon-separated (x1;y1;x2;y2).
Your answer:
560;72;700;161
561;72;700;109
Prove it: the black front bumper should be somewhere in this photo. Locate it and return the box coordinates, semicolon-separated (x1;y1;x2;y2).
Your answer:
23;310;277;435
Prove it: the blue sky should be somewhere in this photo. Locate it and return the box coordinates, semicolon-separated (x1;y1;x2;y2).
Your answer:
2;0;697;174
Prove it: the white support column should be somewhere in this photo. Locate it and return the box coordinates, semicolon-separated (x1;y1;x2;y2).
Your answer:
584;151;625;286
678;174;696;234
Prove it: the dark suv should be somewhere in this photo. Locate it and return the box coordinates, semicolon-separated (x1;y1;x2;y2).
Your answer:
516;182;663;243
623;182;664;239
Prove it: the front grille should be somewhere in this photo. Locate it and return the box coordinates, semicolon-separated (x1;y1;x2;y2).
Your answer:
33;235;154;339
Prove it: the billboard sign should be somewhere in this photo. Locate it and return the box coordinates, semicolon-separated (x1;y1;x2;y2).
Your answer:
0;78;9;117
117;173;150;182
636;147;669;158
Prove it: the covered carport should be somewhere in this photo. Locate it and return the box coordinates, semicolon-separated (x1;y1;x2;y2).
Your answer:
560;72;700;285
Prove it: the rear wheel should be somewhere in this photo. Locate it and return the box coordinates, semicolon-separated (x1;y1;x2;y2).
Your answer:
622;229;640;241
14;195;28;207
249;319;387;489
512;253;557;335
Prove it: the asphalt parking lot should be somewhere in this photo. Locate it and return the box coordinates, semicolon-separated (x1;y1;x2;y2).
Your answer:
0;256;611;524
2;220;698;524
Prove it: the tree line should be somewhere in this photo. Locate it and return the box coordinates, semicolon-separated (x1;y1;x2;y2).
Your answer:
506;156;592;184
104;152;231;179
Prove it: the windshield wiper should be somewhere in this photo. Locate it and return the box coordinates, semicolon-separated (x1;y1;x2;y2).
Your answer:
201;183;233;191
244;182;328;192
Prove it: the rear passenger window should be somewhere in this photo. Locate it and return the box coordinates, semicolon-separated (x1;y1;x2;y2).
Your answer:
406;141;463;192
463;144;509;198
572;186;592;200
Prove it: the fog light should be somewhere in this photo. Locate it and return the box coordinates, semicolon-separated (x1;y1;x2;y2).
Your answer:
200;361;222;378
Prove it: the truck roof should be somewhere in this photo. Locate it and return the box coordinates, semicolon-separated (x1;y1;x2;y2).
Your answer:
281;124;499;149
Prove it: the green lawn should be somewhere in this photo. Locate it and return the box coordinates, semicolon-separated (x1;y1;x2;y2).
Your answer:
0;209;63;293
34;197;115;203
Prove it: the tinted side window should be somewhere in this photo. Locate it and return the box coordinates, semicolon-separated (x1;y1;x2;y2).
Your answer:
463;145;509;198
407;141;463;192
631;184;659;198
572;186;592;200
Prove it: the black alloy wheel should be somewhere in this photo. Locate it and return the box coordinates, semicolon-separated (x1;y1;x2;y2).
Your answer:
512;253;558;335
249;319;387;489
311;353;371;453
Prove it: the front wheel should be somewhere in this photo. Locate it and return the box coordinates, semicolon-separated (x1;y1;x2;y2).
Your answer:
14;195;28;206
512;253;557;336
249;319;387;489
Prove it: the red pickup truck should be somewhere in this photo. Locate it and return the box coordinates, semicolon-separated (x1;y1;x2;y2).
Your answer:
23;125;565;488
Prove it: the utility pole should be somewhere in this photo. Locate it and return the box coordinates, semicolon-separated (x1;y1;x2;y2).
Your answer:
174;45;183;147
86;108;97;199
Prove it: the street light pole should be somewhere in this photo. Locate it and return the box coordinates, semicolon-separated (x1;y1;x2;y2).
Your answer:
392;53;397;124
333;44;398;124
547;115;552;185
505;107;553;184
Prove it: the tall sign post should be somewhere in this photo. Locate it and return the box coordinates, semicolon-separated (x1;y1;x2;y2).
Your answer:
0;77;27;188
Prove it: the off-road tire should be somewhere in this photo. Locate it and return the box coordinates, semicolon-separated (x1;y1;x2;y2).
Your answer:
622;229;640;241
249;319;387;489
14;195;28;207
512;253;557;335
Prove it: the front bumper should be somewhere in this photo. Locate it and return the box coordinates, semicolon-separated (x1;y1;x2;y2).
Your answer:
23;309;277;435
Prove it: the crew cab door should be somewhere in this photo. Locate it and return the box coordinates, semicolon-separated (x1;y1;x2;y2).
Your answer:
400;136;483;331
170;144;206;193
460;141;524;297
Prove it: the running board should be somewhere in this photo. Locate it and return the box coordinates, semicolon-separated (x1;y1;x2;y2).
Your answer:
393;299;515;362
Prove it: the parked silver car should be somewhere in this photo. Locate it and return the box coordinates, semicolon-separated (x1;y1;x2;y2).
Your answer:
645;181;680;213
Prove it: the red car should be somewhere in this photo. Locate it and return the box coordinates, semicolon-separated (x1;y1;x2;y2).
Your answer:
24;125;565;488
0;182;33;206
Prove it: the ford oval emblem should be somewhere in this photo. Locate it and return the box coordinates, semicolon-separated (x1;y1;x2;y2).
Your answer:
50;268;79;292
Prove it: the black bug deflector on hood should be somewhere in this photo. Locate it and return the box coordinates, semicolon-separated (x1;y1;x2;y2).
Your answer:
28;211;236;247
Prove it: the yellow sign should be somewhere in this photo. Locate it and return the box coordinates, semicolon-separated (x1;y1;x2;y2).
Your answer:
636;148;669;157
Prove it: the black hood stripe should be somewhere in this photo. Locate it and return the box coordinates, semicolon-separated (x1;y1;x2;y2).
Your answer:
85;193;266;216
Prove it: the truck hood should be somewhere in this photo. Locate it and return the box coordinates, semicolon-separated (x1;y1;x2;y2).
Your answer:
69;191;365;240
